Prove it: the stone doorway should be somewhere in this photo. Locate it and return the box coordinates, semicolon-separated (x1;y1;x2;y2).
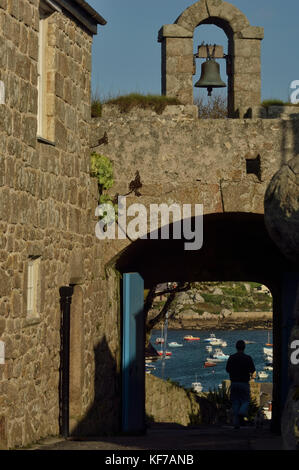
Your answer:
114;212;295;434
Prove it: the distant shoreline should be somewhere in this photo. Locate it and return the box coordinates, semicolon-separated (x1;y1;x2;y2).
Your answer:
156;311;272;331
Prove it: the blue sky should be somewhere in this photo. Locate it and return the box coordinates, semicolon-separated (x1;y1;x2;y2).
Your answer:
88;0;299;102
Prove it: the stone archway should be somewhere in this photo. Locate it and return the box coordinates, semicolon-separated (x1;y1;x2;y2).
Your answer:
114;212;294;432
158;0;264;117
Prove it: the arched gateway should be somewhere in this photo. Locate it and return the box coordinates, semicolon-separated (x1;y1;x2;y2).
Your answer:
115;212;297;433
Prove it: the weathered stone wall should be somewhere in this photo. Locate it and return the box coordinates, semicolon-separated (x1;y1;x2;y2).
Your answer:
0;1;298;448
92;106;299;264
146;374;200;426
0;2;119;449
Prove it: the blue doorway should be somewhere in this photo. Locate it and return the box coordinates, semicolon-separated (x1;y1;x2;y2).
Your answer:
122;272;146;433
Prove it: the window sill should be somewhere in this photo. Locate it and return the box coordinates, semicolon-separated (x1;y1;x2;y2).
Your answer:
25;316;41;327
37;135;56;146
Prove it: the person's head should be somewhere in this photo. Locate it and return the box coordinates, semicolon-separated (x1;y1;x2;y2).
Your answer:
236;340;245;352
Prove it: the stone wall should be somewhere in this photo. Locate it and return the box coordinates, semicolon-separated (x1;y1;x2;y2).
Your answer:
0;1;119;449
146;374;201;426
92;105;299;258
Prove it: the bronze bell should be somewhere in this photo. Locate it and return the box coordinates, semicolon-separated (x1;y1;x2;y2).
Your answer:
195;58;226;96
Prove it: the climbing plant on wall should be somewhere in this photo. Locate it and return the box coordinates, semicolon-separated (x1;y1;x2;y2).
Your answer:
90;152;114;198
90;152;118;225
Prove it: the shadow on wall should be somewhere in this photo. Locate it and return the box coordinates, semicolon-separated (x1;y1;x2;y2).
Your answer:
71;336;121;437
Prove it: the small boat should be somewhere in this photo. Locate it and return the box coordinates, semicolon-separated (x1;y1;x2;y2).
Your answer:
155;337;164;344
157;351;172;356
192;382;203;393
192;375;203;393
204;333;217;342
263;347;273;356
168;341;183;347
264;365;273;371
205;345;213;352
210;339;223;346
245;340;255;344
210;348;229;361
220;340;227;347
265;355;273;364
204;361;217;368
258;371;268;379
184;335;200;341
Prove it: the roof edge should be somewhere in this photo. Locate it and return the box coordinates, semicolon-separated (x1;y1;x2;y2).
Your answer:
73;0;107;26
54;0;107;34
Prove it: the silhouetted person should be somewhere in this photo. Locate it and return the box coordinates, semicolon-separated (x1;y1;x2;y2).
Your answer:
226;340;256;429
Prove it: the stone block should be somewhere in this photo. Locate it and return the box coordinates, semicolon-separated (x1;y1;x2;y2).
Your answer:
238;26;264;39
16;52;31;81
158;24;193;41
22;116;37;148
234;39;261;58
0;0;7;9
175;2;208;33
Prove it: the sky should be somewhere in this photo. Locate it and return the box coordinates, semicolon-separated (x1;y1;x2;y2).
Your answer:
87;0;299;103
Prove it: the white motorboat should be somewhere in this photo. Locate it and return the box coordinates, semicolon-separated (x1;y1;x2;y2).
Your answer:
192;376;203;393
264;365;273;371
208;348;229;361
168;341;183;347
210;338;223;346
265;355;273;364
258;371;268;379
220;340;227;347
192;382;203;393
204;333;217;342
205;345;213;352
263;347;273;356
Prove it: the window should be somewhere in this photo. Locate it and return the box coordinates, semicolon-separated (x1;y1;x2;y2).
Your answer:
37;0;61;142
27;256;41;319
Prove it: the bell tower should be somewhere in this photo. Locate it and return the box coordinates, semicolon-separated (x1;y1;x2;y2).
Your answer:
158;0;264;118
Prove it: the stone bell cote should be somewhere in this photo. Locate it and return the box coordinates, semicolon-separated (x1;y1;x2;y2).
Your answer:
158;0;264;118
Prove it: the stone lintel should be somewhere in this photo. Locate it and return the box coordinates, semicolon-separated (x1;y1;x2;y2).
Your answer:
237;26;264;39
158;24;193;42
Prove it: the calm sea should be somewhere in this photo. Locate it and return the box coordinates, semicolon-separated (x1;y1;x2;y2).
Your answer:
148;329;273;392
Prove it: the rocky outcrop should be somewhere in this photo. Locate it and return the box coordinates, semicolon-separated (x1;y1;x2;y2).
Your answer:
166;311;272;330
150;282;273;330
264;154;299;264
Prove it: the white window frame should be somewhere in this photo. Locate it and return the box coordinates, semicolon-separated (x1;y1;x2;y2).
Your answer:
27;256;41;319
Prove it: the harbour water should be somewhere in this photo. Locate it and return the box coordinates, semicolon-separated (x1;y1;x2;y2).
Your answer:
148;329;273;392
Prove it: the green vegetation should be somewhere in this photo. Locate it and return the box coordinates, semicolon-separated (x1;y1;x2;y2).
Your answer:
104;93;181;114
197;282;272;313
91;98;102;117
205;386;260;424
90;152;117;221
91;90;102;117
261;99;299;108
91;92;182;116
